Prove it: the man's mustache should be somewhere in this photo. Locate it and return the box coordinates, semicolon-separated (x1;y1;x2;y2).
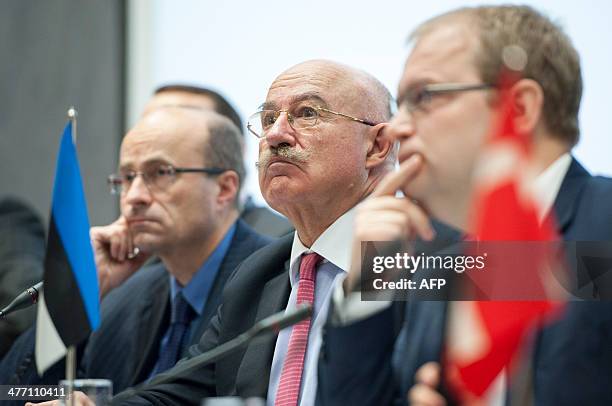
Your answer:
256;146;311;169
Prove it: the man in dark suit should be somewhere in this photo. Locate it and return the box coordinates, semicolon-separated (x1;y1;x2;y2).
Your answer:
25;60;395;406
318;5;612;406
144;84;293;238
0;197;45;357
2;107;271;397
52;59;397;406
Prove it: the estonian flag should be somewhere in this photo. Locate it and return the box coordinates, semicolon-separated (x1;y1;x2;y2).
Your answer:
35;121;100;375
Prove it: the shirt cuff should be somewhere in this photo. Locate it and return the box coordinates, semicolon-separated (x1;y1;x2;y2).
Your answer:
330;274;391;325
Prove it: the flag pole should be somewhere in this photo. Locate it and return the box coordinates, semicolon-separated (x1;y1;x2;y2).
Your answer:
65;106;78;406
68;106;77;144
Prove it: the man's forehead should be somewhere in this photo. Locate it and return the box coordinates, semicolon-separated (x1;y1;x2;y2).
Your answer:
119;153;173;169
261;91;330;110
120;128;174;162
398;24;480;93
264;62;352;106
119;135;202;170
413;24;475;59
120;114;205;165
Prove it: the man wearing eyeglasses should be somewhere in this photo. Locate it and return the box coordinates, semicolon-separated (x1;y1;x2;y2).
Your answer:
318;5;612;406
2;107;271;398
51;59;395;406
141;83;293;238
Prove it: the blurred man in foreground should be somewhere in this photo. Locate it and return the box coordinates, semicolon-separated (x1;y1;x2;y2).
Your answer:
319;5;612;406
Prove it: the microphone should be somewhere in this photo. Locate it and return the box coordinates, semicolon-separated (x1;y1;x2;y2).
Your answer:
0;281;43;319
148;303;312;385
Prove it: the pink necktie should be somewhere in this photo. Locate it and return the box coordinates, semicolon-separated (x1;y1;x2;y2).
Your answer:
275;252;322;406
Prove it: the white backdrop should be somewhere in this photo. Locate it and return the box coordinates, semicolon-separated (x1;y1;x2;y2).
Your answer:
127;0;612;206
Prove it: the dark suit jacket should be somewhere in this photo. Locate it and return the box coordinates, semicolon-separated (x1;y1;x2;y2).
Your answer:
0;197;45;358
111;233;295;405
0;220;270;398
319;158;612;406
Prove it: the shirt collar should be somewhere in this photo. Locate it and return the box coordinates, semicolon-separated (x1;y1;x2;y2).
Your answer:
533;153;572;221
288;206;356;286
170;222;237;315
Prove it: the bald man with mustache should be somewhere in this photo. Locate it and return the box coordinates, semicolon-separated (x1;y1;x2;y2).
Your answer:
74;59;396;406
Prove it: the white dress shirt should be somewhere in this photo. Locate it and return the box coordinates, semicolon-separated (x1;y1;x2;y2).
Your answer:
266;207;356;406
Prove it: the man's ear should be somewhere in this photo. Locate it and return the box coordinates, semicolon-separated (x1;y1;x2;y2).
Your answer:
216;171;240;207
365;123;395;169
511;78;544;135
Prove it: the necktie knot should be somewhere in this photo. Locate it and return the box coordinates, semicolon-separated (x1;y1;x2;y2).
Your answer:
298;252;322;282
171;292;195;325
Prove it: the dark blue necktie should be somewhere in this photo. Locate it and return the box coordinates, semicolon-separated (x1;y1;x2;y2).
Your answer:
152;292;196;375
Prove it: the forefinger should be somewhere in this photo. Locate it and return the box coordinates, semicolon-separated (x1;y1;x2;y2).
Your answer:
373;154;423;198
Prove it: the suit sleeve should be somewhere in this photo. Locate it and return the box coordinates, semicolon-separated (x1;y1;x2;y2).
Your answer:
0;198;45;357
0;327;40;385
318;304;400;406
111;304;224;406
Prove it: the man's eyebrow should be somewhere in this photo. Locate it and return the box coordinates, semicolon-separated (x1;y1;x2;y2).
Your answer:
396;87;415;108
260;92;330;111
259;101;275;110
288;93;329;108
118;157;172;171
118;161;134;171
396;80;432;105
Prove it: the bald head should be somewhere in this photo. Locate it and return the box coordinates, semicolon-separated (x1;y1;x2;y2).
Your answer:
259;60;395;243
129;107;214;146
143;85;244;134
273;59;392;124
123;107;245;202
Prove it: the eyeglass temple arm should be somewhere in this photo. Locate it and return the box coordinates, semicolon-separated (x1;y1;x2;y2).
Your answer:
425;83;495;93
174;168;227;175
317;108;378;127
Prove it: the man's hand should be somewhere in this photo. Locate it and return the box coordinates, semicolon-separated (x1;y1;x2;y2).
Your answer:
345;154;435;292
91;216;150;298
408;362;447;406
25;391;94;406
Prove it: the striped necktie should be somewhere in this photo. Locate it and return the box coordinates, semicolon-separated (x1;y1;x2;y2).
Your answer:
152;292;195;375
275;252;323;406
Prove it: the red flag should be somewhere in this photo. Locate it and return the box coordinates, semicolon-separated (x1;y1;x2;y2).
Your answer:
443;71;564;401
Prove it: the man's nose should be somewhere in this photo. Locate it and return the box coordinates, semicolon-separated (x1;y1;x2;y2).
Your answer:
122;174;153;208
264;112;297;149
388;109;417;141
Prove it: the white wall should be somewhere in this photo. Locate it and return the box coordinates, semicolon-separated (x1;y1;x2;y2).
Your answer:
128;0;612;206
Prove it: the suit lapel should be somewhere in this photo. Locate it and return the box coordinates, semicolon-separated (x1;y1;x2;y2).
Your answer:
551;157;590;234
235;259;291;396
192;220;272;346
188;314;211;353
